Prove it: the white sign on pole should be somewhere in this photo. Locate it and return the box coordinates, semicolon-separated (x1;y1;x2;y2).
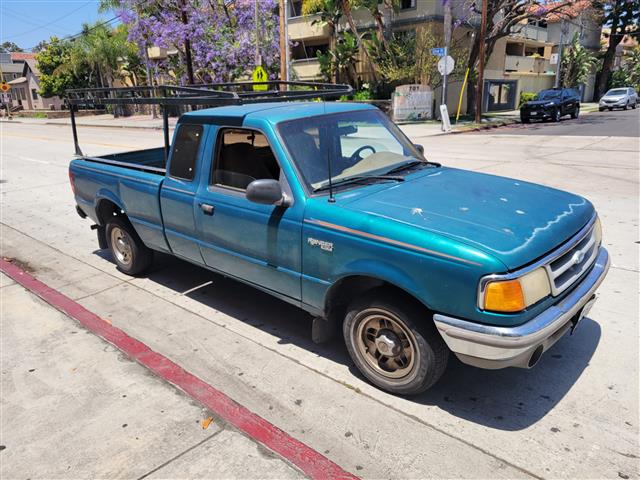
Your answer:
550;53;559;65
438;55;455;76
440;104;451;132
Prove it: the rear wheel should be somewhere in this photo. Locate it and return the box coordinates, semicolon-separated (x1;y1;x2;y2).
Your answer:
571;106;580;119
521;116;530;124
106;217;153;275
343;291;449;395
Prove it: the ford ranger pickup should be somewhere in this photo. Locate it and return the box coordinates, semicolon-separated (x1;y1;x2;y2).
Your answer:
69;86;609;395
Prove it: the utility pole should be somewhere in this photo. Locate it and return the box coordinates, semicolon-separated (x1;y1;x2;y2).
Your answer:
255;0;262;66
442;0;452;109
554;20;569;88
179;0;195;85
278;0;289;83
475;0;488;124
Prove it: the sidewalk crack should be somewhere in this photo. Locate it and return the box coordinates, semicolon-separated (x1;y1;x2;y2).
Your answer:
137;428;225;480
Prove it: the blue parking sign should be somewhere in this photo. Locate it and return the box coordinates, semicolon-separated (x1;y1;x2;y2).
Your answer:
431;47;446;57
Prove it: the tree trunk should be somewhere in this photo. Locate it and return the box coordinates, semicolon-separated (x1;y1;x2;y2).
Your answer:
596;40;620;98
340;0;378;82
465;38;480;115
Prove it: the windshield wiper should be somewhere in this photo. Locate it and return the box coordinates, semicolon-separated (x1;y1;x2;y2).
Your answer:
383;159;440;175
313;175;404;193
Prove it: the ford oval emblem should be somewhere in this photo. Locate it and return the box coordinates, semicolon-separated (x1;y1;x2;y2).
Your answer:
572;251;585;265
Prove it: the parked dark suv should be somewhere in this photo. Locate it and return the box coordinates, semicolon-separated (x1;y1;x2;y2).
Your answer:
520;88;581;123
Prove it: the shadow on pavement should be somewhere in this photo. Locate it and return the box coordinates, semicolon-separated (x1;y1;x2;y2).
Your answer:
96;250;601;431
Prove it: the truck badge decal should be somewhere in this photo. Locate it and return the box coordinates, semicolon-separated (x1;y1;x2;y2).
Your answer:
307;237;334;252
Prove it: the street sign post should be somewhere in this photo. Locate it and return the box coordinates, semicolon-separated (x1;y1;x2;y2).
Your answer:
252;66;268;91
431;47;446;57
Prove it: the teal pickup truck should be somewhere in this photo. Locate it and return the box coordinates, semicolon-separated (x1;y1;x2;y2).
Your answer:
68;84;609;395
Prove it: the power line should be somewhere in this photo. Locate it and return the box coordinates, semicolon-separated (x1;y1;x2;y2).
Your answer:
1;1;95;40
24;16;120;51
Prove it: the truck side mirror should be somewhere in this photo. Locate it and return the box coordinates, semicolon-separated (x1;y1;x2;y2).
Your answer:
246;179;291;207
414;144;425;155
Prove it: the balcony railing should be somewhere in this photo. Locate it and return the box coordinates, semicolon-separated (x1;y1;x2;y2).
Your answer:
510;24;548;42
291;58;322;81
288;14;331;41
505;55;555;74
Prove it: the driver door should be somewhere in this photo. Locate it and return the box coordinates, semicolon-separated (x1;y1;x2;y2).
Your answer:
194;127;302;300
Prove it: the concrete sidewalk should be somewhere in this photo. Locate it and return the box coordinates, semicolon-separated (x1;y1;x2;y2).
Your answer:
0;274;303;479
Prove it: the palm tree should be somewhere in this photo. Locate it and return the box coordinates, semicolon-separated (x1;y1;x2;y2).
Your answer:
560;32;597;88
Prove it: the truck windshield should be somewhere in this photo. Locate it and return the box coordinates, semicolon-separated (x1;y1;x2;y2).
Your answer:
278;109;424;192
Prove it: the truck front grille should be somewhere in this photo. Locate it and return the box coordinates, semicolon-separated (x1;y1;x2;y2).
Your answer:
545;223;598;296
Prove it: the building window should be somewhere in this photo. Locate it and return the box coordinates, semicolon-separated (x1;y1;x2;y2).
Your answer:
400;0;416;9
31;89;38;100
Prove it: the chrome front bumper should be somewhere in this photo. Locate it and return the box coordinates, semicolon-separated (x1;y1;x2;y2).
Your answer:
434;248;610;369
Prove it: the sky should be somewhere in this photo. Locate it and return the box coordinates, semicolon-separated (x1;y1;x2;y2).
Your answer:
1;0;117;51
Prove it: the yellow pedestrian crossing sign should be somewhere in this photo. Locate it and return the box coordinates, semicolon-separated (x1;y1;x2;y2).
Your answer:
252;66;268;91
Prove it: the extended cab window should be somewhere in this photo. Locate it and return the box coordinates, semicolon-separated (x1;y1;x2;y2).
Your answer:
169;124;203;180
212;129;280;190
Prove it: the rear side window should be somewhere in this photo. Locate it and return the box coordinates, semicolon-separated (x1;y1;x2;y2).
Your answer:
169;124;203;180
212;128;281;191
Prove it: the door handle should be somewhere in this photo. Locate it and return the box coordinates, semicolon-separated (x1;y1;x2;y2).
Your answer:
199;203;215;215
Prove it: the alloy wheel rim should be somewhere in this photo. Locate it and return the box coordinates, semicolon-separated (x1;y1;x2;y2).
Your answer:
110;227;133;267
354;310;417;379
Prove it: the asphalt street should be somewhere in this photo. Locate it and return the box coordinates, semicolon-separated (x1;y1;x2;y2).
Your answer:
1;108;638;479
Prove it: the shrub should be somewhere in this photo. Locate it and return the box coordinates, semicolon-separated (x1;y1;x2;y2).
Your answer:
519;91;537;108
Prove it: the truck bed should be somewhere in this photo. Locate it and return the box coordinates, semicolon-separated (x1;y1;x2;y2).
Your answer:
82;147;166;174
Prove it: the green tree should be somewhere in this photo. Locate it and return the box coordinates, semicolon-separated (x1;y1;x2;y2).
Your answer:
609;46;640;90
0;41;23;52
560;32;597;88
318;31;359;84
595;0;640;97
36;37;90;97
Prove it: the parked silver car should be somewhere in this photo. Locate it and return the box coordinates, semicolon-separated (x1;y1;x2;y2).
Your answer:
599;87;638;111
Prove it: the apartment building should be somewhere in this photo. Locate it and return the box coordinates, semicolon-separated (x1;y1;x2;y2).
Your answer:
288;0;601;113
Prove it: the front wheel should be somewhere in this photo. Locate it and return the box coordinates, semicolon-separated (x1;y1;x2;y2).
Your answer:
106;217;153;275
553;108;561;122
571;106;580;119
343;291;449;395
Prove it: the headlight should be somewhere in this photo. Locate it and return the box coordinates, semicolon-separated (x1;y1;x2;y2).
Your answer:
544;102;555;107
594;216;602;246
481;268;551;313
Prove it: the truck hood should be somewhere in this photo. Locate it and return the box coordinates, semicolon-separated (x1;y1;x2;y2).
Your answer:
340;167;594;270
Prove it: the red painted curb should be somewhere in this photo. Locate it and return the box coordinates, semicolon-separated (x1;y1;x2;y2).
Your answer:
0;259;358;480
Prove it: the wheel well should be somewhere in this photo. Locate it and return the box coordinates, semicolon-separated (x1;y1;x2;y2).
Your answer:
324;275;429;325
96;199;125;225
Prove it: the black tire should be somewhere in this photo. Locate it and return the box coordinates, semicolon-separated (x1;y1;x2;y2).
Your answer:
105;216;153;275
343;290;449;395
553;108;561;122
571;106;580;119
624;102;628;110
632;103;637;109
609;107;613;111
599;107;605;112
521;116;530;124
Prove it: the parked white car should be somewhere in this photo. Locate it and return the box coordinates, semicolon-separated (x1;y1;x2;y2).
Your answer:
599;87;638;111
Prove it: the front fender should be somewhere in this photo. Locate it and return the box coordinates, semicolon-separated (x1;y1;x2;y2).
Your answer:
332;258;427;308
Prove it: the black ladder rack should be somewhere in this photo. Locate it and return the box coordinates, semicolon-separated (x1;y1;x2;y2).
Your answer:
65;81;353;156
